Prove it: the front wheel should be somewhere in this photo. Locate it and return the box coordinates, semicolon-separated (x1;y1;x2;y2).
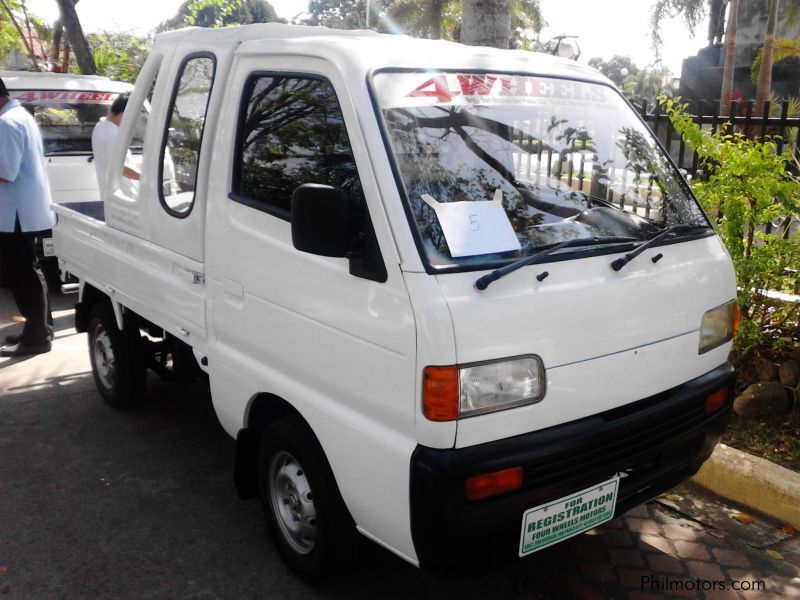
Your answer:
258;416;356;581
87;302;145;408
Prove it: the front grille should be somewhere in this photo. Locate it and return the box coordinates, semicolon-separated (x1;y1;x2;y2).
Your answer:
519;391;707;500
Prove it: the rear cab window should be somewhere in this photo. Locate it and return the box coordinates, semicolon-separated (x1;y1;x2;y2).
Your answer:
159;54;216;217
11;90;146;156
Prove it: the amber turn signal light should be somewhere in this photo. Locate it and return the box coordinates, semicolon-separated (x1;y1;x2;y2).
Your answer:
465;466;523;501
704;388;728;414
422;366;459;421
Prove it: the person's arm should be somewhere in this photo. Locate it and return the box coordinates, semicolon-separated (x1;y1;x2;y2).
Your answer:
0;122;24;184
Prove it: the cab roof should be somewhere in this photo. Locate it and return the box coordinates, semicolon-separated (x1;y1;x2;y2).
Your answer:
0;70;133;93
153;24;613;87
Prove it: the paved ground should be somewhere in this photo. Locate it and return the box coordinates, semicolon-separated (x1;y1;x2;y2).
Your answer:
1;287;800;599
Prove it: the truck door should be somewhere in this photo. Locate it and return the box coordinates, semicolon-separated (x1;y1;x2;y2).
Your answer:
145;50;216;262
103;47;220;346
204;54;418;557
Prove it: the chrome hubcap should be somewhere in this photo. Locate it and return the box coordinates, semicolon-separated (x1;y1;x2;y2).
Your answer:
268;451;317;554
92;325;116;390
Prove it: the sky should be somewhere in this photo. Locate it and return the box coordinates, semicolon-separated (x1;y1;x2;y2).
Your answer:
25;0;710;76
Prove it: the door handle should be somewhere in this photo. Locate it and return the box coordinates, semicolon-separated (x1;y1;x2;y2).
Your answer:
174;265;205;285
223;278;244;299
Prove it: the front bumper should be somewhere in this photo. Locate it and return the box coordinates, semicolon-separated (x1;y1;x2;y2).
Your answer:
409;362;735;572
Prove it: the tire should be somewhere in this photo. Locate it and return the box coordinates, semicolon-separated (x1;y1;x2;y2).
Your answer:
258;416;356;581
87;302;145;409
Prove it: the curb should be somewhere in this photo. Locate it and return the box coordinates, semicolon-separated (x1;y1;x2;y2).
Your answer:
692;443;800;527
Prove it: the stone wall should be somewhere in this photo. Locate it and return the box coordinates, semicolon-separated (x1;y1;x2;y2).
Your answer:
678;0;800;103
735;0;800;65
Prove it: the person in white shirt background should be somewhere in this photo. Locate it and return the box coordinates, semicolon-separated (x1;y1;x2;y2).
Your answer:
91;94;140;195
0;76;54;357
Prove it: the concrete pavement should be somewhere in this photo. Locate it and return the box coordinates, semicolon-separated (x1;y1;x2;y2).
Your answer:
2;287;800;599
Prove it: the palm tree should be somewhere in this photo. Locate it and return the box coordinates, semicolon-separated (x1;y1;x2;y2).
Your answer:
753;0;781;116
751;36;800;83
651;0;735;112
460;0;542;48
719;0;738;115
650;0;739;115
306;0;542;47
753;0;800;115
461;0;511;47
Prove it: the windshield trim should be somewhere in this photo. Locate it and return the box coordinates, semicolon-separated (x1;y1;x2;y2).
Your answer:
366;66;713;275
7;87;128;97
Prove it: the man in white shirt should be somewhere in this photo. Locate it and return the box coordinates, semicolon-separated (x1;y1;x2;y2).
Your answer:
91;94;140;195
0;76;54;356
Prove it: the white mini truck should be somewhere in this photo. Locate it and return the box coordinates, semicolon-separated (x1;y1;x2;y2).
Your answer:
53;25;738;578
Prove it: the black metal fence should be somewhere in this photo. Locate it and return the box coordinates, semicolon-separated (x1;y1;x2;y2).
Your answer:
636;99;800;177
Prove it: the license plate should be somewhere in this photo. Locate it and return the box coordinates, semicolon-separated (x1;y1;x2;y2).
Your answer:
42;237;55;257
519;477;619;556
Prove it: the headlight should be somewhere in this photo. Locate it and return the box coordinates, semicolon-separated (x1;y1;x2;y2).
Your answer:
459;356;545;417
699;300;739;354
423;356;546;421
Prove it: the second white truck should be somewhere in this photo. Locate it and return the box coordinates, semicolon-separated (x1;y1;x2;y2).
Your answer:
1;71;139;271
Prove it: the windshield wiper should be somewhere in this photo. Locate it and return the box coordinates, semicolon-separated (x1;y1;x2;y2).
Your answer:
474;236;638;291
610;224;710;271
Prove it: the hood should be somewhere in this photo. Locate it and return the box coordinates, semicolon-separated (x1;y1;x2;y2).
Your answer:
434;235;737;448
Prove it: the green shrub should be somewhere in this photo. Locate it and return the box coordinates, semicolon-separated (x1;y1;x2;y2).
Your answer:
661;96;800;361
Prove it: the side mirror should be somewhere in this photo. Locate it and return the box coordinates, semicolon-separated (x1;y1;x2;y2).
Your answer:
291;184;350;257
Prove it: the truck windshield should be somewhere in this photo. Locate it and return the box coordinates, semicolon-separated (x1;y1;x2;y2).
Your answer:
371;71;708;269
11;90;145;156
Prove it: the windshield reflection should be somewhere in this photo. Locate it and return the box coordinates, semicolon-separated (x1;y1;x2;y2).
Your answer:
374;72;706;268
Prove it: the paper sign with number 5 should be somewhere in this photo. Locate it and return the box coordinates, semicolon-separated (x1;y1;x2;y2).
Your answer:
421;190;521;258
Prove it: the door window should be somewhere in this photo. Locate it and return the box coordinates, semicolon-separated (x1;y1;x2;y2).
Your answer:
159;54;216;217
231;74;365;220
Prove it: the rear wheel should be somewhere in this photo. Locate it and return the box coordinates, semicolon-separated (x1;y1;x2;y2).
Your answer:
87;303;145;408
258;416;356;581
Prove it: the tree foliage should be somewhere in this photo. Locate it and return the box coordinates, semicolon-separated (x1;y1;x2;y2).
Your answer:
650;0;714;52
384;0;458;39
0;0;43;68
304;0;367;29
302;0;543;46
507;0;545;49
588;55;639;88
0;0;23;61
89;31;151;83
588;55;672;106
751;36;800;83
662;96;800;359
159;0;283;30
624;63;671;105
